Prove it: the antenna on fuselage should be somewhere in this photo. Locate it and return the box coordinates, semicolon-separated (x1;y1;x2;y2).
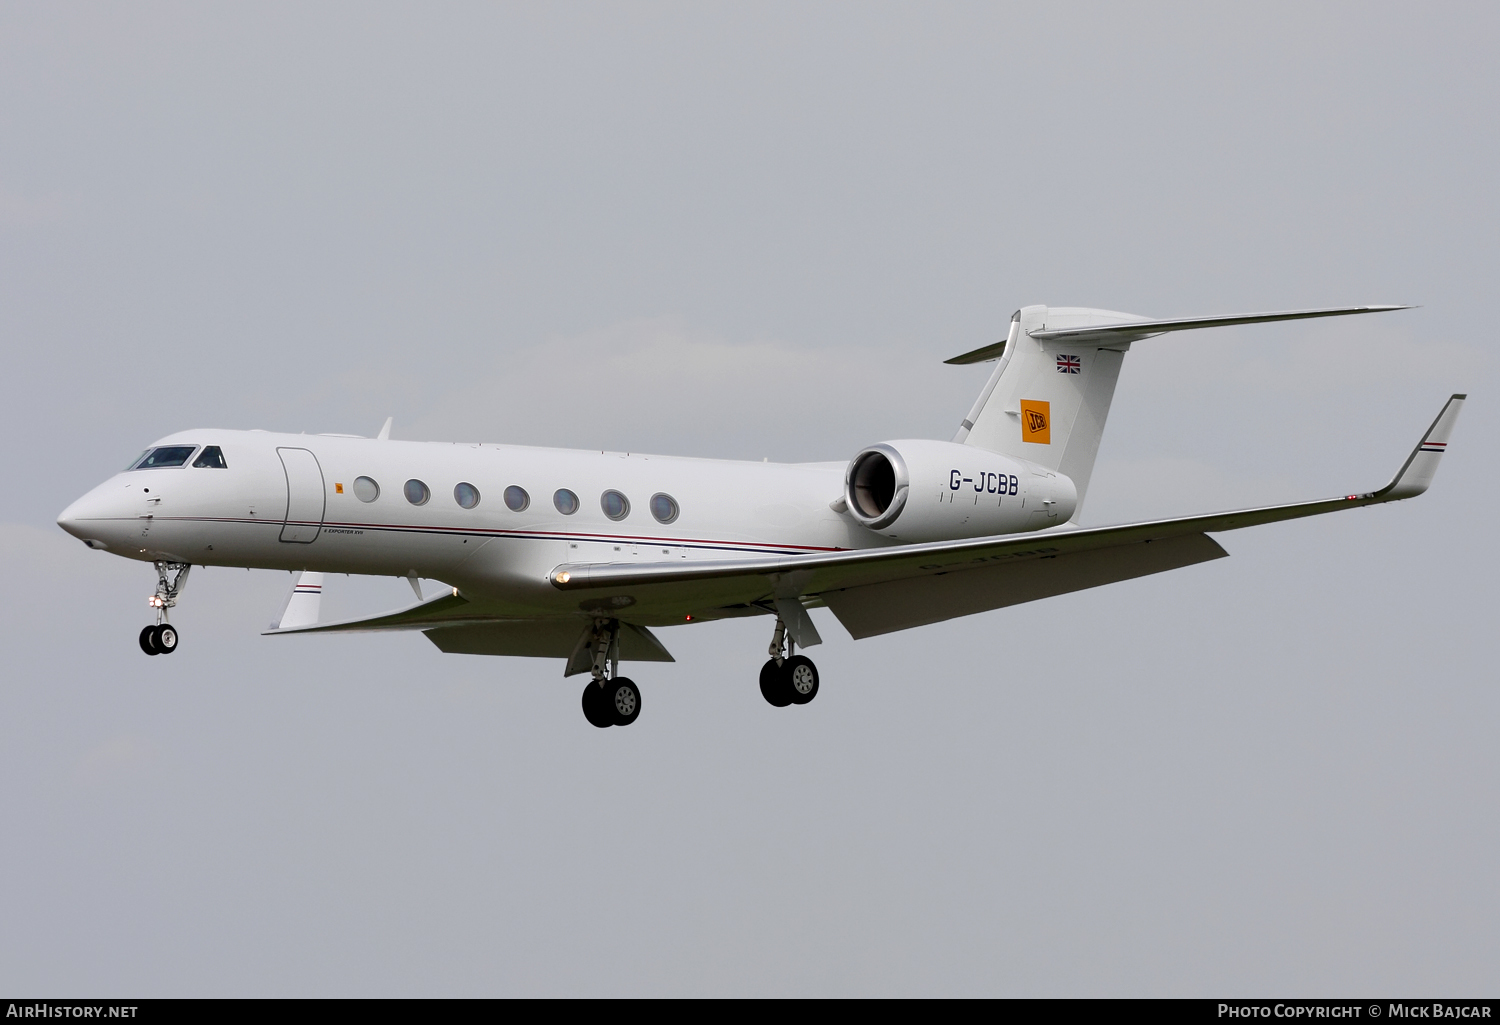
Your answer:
376;417;393;441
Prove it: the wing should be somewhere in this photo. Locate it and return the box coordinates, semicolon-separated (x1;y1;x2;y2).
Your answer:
550;394;1466;636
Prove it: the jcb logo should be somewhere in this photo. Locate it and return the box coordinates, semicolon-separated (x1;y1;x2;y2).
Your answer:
1021;399;1050;444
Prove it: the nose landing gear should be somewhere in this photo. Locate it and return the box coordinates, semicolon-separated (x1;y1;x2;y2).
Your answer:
759;615;820;707
139;561;189;656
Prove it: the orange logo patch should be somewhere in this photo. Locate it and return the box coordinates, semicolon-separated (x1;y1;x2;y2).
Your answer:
1020;399;1050;444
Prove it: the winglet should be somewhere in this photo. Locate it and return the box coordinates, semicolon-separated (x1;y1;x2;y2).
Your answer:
269;571;324;631
1369;394;1467;502
377;417;393;441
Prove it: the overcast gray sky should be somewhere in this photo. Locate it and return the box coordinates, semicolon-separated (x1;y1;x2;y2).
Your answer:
2;1;1496;996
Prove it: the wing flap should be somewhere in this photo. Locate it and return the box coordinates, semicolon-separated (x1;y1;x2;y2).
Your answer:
823;532;1227;638
424;620;675;662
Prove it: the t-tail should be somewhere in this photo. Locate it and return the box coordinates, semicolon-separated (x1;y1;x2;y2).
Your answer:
948;303;1413;519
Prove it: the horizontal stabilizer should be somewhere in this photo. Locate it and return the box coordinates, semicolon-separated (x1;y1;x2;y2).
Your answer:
944;305;1411;364
1027;305;1412;343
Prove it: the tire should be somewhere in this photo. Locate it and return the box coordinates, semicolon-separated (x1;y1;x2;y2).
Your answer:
785;655;819;705
139;625;160;656
154;624;179;654
605;678;641;726
581;682;613;728
759;659;792;707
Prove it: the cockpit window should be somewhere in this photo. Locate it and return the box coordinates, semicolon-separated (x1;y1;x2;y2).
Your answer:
192;446;228;469
132;446;198;469
124;450;149;471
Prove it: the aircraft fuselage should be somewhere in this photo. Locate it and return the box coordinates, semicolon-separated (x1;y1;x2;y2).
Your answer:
57;428;887;618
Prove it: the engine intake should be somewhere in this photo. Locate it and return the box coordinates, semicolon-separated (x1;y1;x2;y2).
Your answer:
846;444;908;529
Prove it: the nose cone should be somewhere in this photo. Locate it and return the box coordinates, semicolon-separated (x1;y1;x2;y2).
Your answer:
57;480;130;550
56;495;91;538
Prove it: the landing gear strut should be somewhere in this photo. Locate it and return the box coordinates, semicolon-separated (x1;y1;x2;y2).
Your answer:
579;617;642;728
759;615;819;707
139;561;189;656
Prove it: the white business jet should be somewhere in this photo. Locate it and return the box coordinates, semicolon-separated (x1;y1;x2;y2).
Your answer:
57;304;1464;728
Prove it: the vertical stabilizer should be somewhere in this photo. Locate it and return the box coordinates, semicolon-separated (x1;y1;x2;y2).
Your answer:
958;305;1146;517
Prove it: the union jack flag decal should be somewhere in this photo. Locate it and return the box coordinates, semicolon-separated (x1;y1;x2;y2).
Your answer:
1056;354;1081;374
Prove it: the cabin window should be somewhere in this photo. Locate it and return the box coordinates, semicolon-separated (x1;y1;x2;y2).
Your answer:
504;486;530;512
454;482;480;509
404;479;431;506
601;490;630;521
553;489;579;515
131;446;197;469
352;476;380;502
650;493;680;524
192;446;228;469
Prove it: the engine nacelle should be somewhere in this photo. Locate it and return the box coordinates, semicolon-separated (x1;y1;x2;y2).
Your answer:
843;439;1077;542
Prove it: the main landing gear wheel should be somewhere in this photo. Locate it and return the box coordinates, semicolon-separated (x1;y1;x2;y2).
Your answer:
577;619;644;728
760;656;820;707
581;683;614;728
760;613;820;708
759;659;793;707
605;678;642;726
784;655;818;705
139;625;160;656
581;678;643;727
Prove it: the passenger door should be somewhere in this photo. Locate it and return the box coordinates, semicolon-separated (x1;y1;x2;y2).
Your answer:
277;447;326;543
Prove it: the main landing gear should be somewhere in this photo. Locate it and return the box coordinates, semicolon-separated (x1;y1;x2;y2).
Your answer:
759;615;819;708
139;561;189;656
579;618;642;728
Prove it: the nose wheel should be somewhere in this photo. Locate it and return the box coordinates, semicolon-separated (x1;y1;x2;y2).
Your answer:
138;623;179;656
